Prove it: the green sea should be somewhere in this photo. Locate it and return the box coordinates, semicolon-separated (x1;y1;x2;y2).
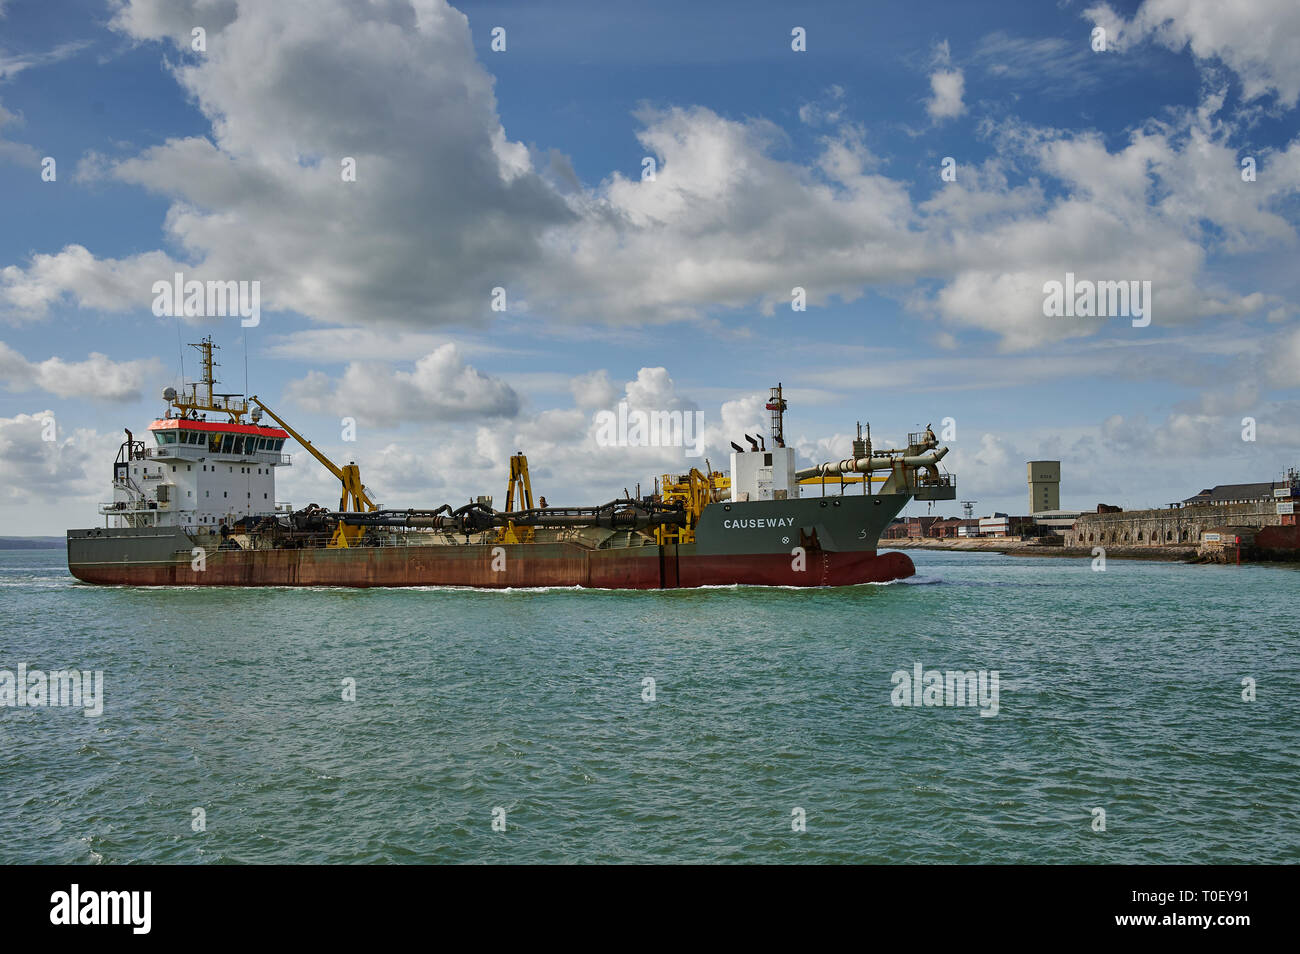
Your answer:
1;547;1296;864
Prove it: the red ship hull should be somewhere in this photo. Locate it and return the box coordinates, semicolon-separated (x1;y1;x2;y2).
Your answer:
67;538;916;589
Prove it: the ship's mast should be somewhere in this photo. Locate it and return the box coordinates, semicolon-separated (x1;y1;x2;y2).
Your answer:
766;384;788;448
199;335;215;408
173;336;249;423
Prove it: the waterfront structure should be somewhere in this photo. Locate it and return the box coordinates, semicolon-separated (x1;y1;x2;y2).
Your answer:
1027;461;1061;514
1031;509;1083;536
1065;484;1298;550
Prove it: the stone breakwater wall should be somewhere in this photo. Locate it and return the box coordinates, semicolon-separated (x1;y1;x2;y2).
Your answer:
1064;503;1281;549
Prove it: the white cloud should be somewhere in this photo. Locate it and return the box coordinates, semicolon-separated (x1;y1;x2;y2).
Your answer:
926;69;966;121
0;244;181;320
0;412;120;505
0;0;1295;358
973;31;1100;95
569;369;618;410
798;85;846;126
282;343;520;426
107;0;239;38
1084;0;1300;107
0;40;89;81
3;0;572;327
0;98;40;169
924;39;966;122
0;341;163;400
944;432;1016;502
262;328;514;363
274;365;744;511
1265;326;1300;388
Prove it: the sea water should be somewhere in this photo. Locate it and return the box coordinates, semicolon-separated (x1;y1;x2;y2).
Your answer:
1;548;1296;863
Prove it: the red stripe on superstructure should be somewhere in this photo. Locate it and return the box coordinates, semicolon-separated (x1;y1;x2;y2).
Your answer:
148;419;289;438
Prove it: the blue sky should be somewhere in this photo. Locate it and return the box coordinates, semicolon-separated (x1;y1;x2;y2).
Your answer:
1;0;1298;534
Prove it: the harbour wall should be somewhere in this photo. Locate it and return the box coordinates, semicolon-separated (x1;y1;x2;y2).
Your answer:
1064;503;1282;548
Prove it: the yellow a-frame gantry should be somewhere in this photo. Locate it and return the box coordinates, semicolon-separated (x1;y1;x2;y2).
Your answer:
497;452;535;544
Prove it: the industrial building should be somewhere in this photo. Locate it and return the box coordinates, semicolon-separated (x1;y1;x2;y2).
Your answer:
1027;461;1061;514
1031;509;1084;536
1182;481;1293;506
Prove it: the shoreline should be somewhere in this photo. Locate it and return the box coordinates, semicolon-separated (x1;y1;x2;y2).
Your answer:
882;539;1198;563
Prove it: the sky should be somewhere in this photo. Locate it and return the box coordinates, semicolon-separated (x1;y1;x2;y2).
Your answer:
0;0;1298;535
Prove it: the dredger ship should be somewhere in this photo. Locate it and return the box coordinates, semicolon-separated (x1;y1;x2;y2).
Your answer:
67;338;955;588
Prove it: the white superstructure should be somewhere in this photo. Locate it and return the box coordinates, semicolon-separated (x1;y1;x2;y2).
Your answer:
101;418;291;530
99;335;293;531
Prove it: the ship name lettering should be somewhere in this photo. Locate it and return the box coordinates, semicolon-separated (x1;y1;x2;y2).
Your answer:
722;517;795;529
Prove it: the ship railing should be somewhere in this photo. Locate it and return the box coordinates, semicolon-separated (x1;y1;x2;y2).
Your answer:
98;501;163;514
146;445;291;465
913;472;957;501
101;475;152;511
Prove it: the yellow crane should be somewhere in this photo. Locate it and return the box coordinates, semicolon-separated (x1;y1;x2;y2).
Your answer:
656;466;729;545
496;452;536;544
247;395;377;547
